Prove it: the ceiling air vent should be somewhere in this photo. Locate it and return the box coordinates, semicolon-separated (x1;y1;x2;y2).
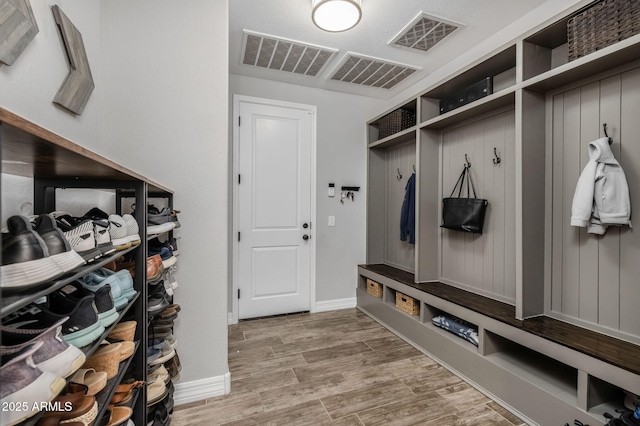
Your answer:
390;12;462;52
242;30;337;77
329;53;420;89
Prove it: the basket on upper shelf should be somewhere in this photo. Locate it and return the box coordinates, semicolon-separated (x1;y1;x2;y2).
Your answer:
377;108;416;140
568;0;640;61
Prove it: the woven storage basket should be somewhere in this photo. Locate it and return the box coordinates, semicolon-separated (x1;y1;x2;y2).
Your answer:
395;291;420;315
83;344;121;379
108;321;137;341
378;109;416;139
568;0;640;61
366;279;383;298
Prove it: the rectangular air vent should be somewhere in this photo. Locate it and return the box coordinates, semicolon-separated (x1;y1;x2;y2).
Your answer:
242;30;337;77
390;12;462;52
329;53;420;89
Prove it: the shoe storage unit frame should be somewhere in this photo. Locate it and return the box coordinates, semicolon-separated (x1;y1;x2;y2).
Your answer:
0;107;173;426
360;2;640;425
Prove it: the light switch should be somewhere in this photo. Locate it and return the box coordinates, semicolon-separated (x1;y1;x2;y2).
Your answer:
328;216;335;227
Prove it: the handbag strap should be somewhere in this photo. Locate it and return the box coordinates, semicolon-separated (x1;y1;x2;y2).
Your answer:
449;165;467;198
465;164;478;198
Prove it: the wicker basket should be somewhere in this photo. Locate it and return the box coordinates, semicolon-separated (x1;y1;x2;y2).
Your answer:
366;279;383;298
395;291;420;315
378;109;416;140
568;0;640;61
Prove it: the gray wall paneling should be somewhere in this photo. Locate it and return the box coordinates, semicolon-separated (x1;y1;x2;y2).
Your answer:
384;142;416;272
367;148;386;265
619;68;640;337
517;89;546;319
416;128;439;282
550;66;640;341
440;109;516;304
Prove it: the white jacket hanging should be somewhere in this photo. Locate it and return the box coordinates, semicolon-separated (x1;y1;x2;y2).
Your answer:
570;137;632;235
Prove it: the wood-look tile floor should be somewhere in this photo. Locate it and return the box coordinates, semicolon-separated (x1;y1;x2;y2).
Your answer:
172;308;527;426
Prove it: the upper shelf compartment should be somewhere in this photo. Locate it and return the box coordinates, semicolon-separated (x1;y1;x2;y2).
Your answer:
368;99;417;147
420;45;517;124
522;0;640;90
0;108;171;194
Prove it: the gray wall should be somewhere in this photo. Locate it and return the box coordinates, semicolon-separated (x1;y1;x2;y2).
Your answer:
99;0;229;384
550;68;640;341
440;110;516;304
229;74;386;306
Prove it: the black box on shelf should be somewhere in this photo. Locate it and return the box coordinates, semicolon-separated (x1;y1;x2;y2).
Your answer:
439;77;493;114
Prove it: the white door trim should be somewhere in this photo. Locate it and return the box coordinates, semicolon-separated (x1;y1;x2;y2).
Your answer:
231;95;317;325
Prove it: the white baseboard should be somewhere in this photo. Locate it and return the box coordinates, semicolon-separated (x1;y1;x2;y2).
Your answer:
174;372;230;406
314;297;357;312
228;312;233;325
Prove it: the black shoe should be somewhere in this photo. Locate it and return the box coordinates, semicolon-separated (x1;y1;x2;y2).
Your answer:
33;214;85;274
1;215;64;290
3;292;105;348
56;281;119;328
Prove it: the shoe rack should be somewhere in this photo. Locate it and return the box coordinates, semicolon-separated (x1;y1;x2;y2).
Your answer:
1;107;172;426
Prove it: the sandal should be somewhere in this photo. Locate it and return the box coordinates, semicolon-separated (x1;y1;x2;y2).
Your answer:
70;368;108;396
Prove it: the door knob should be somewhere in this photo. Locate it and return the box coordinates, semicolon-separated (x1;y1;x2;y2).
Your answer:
302;234;310;241
303;223;309;229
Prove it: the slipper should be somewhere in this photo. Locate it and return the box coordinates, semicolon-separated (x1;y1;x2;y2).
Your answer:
70;368;108;396
110;379;144;405
107;407;133;426
146;380;167;407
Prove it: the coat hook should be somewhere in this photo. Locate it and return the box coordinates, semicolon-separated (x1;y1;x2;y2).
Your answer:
397;168;403;180
493;147;501;164
603;123;613;145
465;154;471;168
412;165;416;173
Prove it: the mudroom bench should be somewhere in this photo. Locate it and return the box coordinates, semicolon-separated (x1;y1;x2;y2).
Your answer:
357;263;640;426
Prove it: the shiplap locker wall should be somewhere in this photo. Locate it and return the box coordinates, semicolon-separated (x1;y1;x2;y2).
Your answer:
385;142;416;272
440;109;516;303
550;66;640;342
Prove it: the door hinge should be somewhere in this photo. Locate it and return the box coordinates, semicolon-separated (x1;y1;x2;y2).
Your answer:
238;231;241;242
238;289;240;299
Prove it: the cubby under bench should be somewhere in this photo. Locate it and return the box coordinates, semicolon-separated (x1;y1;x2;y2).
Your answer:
357;264;640;426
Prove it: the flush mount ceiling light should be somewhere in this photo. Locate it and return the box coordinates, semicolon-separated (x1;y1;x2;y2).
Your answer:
312;0;362;32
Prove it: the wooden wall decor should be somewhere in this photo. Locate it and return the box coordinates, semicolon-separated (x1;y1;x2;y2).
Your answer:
51;5;94;115
0;0;39;66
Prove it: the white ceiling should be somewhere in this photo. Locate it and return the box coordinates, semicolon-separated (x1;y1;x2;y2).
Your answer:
229;0;550;99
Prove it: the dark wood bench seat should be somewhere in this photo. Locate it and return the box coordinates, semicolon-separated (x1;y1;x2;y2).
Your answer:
359;263;640;376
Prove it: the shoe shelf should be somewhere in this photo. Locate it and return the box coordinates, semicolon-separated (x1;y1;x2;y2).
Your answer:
358;264;640;425
0;108;170;194
0;246;138;317
1;108;175;426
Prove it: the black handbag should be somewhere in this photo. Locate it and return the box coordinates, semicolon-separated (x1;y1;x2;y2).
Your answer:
441;163;488;234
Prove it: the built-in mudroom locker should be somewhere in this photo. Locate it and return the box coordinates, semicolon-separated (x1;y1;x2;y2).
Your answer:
358;2;640;425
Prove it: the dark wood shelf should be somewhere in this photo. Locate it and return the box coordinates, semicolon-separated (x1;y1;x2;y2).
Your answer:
360;264;640;376
0;108;171;194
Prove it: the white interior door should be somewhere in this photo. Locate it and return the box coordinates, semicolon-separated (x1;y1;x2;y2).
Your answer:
236;98;314;319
